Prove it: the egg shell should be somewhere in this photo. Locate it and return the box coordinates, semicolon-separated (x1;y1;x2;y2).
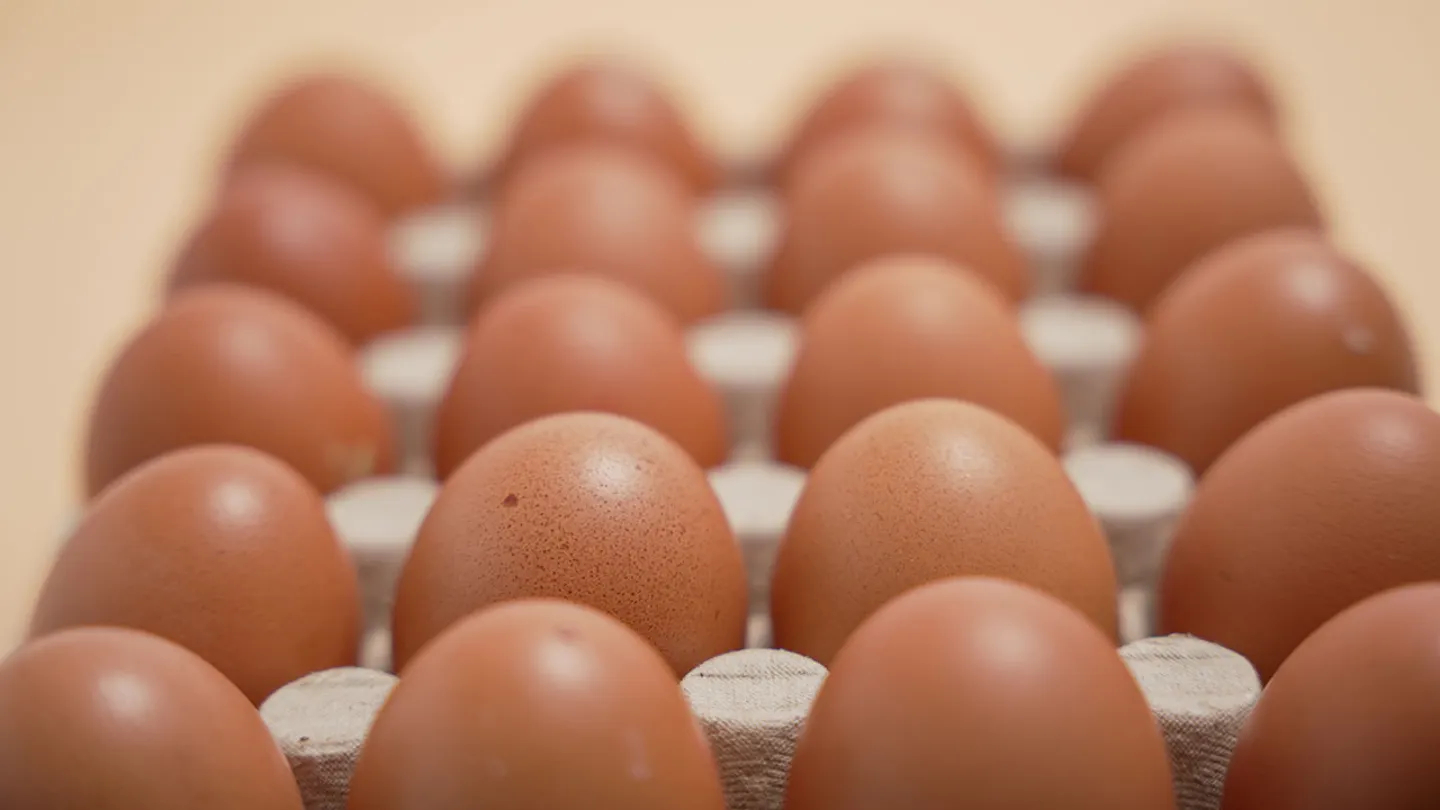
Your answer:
763;127;1029;313
1116;228;1419;473
775;255;1065;468
492;58;721;193
471;144;727;324
226;73;447;216
0;627;304;809
350;600;727;810
392;412;748;675
1055;43;1277;181
84;284;397;496
1160;388;1440;681
435;275;728;477
770;399;1118;665
785;578;1175;810
1080;108;1324;312
171;162;415;344
1221;584;1440;809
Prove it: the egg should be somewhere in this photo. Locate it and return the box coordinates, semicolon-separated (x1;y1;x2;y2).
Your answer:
775;255;1064;468
435;275;726;477
349;600;725;810
1115;228;1419;473
785;578;1174;810
0;627;304;809
763;127;1028;314
770;399;1117;665
32;445;359;704
1080;108;1324;311
774;57;999;184
226;72;447;216
392;412;747;675
84;284;396;496
1055;42;1277;181
169;162;415;344
491;58;720;193
471;144;727;324
1160;388;1440;681
1222;584;1440;809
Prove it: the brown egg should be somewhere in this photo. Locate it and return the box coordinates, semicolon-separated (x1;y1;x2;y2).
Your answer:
471;144;727;324
786;578;1174;810
1055;42;1278;181
32;445;359;704
1080;108;1323;311
776;255;1064;467
764;127;1028;314
775;58;999;184
227;72;447;216
1116;228;1419;473
492;58;720;193
1222;584;1440;809
169;162;415;344
392;412;747;675
84;284;397;497
435;275;726;477
1160;388;1440;681
350;600;726;810
0;627;303;809
770;399;1117;665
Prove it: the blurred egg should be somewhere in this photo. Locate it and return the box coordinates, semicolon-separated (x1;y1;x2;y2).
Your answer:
1116;228;1419;472
492;58;720;193
775;58;999;184
763;127;1028;313
471;144;727;324
1080;108;1324;311
435;275;727;477
350;600;725;810
1222;584;1440;809
170;162;415;344
84;284;396;496
1160;388;1440;681
32;445;359;704
775;255;1064;467
226;73;447;216
770;399;1117;665
0;627;303;809
392;412;747;675
1055;42;1277;181
786;578;1174;810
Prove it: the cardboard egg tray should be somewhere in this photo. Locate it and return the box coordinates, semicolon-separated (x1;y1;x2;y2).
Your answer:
260;168;1263;810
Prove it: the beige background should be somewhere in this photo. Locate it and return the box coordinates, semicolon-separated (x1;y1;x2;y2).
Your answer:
2;0;1438;651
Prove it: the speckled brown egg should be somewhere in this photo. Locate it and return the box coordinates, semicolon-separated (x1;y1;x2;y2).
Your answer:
471;144;727;324
349;600;726;810
492;58;720;193
0;627;304;809
1055;42;1278;182
774;57;999;184
1222;584;1440;810
763;127;1028;314
776;255;1064;468
786;578;1174;810
32;445;359;704
435;275;726;477
169;162;415;344
1116;228;1419;473
392;412;747;675
770;399;1117;665
84;284;396;497
1160;388;1440;681
227;72;447;216
1080;108;1323;311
